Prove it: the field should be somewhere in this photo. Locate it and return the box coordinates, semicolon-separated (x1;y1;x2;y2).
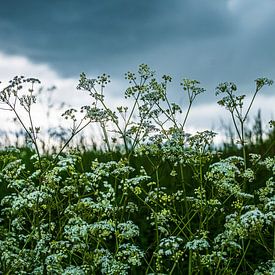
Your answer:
0;65;274;274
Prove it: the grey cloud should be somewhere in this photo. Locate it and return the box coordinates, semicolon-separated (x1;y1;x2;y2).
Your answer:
0;0;274;104
0;1;235;74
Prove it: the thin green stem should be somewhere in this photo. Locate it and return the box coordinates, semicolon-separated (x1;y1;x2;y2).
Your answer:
188;250;192;275
243;88;259;122
180;164;190;229
101;122;111;152
240;122;247;169
234;240;251;275
230;111;242;143
182;100;192;130
155;168;160;245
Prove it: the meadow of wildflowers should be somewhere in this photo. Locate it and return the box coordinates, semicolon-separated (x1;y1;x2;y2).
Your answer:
0;65;274;274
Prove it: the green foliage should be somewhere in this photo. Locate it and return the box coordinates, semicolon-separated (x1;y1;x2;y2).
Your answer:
0;65;274;274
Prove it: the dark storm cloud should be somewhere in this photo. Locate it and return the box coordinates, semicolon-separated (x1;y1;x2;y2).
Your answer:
0;1;234;74
0;0;275;101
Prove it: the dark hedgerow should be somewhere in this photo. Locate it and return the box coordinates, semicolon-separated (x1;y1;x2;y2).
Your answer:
0;65;274;274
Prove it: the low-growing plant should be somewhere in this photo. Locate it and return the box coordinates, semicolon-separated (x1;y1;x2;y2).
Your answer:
0;65;274;274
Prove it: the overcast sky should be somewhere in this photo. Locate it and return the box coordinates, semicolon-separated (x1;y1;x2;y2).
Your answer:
0;0;274;136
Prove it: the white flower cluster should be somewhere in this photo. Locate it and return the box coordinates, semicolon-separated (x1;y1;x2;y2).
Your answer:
185;237;210;251
158;236;183;256
0;152;145;274
254;260;275;275
240;208;266;232
206;156;255;198
117;243;144;266
117;221;140;240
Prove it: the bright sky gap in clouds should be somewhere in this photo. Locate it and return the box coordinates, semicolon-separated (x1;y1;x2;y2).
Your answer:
0;0;274;143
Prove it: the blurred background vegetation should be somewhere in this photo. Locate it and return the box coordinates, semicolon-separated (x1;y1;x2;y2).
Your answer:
1;109;274;199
